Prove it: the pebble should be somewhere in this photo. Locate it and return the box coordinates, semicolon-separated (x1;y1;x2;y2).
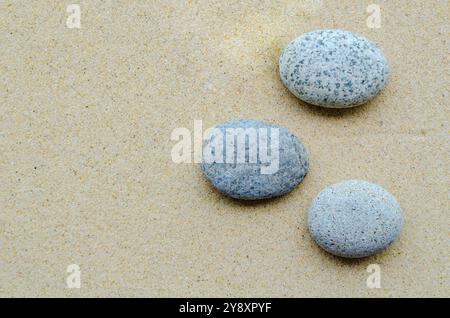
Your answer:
201;119;309;200
307;180;403;258
279;29;389;108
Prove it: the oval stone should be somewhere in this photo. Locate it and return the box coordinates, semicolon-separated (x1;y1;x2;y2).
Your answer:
201;119;309;200
308;180;403;258
279;29;389;108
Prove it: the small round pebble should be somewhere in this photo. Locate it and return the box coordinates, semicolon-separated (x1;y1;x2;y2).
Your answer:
307;180;402;258
201;119;309;200
279;29;389;108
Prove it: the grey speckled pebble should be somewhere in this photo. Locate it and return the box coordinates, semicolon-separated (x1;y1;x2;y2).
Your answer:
279;29;389;108
308;180;402;258
201;119;309;200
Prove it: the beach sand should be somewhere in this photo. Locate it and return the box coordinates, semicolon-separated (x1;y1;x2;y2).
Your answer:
0;0;448;297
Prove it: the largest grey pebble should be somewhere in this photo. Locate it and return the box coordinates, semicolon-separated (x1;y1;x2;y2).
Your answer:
279;29;389;108
307;180;403;258
201;119;309;200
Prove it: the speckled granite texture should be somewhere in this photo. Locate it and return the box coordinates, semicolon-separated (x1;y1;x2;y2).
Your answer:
308;180;403;258
0;0;448;297
201;119;309;199
279;29;389;108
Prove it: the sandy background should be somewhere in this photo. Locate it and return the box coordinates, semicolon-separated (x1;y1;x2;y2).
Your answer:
0;0;448;297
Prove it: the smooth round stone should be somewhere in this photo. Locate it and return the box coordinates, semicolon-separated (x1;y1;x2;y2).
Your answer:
279;29;389;108
201;119;309;200
307;180;402;258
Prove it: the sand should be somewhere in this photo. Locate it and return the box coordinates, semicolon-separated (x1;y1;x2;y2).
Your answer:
0;0;448;297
